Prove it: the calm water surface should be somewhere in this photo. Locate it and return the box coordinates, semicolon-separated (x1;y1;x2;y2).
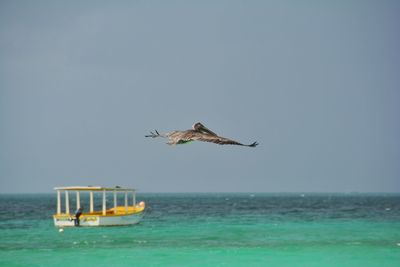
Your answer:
0;193;399;266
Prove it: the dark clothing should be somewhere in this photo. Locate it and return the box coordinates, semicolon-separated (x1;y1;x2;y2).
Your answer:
74;207;83;226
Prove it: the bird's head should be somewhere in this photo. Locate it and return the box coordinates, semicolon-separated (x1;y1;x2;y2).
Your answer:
192;122;202;129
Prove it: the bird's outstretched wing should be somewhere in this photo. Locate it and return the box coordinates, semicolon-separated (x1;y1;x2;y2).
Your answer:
145;130;162;138
192;132;258;147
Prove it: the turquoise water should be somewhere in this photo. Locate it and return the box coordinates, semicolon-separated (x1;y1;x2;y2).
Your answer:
0;193;399;266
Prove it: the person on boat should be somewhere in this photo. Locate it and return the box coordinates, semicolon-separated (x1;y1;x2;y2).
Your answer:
74;207;83;226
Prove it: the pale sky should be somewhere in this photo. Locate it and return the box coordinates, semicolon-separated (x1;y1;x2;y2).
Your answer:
1;0;399;193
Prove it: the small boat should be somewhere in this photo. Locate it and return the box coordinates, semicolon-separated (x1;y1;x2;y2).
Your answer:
53;186;145;227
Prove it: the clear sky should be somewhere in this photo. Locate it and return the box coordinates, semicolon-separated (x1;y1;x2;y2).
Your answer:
1;0;399;193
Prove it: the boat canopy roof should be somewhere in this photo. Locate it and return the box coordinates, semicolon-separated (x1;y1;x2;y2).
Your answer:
54;186;136;192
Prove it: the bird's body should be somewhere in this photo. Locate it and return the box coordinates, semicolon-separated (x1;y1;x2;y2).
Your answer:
146;122;258;147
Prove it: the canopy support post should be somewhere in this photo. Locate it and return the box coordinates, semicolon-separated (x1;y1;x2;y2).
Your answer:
102;190;106;215
65;191;70;215
113;190;117;214
132;191;136;206
76;191;81;210
90;191;94;213
57;190;61;214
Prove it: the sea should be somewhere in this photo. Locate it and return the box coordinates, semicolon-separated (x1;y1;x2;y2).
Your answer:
0;193;399;267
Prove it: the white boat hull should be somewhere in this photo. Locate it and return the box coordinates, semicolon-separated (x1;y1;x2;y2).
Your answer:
54;211;144;227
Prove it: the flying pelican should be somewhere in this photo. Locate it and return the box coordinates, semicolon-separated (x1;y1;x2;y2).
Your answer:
145;122;258;147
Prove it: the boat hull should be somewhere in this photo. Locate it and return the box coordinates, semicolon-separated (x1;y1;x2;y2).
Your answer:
54;211;144;227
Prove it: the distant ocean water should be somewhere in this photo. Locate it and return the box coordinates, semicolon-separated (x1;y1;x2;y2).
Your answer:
0;193;399;267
